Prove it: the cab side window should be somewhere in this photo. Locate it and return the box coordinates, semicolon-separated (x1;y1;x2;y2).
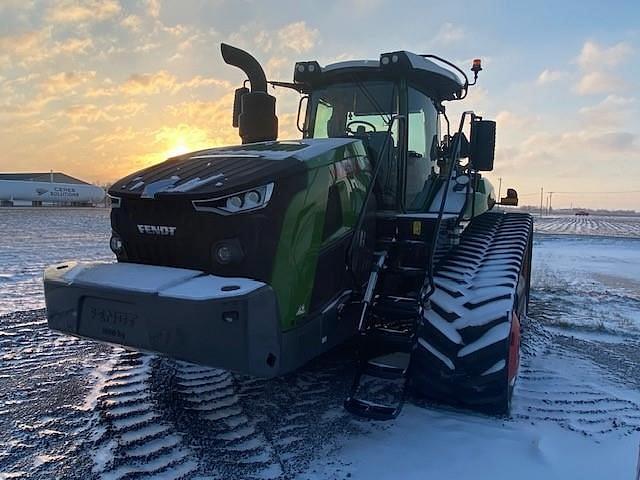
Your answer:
406;88;439;210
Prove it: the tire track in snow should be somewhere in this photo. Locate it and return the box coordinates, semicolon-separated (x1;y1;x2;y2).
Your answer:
513;315;640;436
91;351;198;479
0;310;111;479
164;361;283;479
239;357;367;478
147;346;364;479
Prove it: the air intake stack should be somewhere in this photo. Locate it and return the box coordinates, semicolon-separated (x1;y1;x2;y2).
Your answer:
221;43;278;144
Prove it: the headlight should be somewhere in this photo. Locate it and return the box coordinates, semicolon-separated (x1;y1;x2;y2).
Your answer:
192;183;274;215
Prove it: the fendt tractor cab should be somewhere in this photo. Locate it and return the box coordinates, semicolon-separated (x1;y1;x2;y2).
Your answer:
44;44;532;420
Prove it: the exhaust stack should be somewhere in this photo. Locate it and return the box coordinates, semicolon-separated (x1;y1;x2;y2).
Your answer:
221;43;278;144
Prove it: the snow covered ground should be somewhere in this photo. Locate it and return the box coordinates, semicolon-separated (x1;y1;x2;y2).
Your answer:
0;208;112;315
1;210;639;479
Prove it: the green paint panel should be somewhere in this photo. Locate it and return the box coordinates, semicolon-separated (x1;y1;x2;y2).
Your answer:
270;141;372;330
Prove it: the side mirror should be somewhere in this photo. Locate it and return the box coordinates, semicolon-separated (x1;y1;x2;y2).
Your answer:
470;119;496;171
500;188;518;206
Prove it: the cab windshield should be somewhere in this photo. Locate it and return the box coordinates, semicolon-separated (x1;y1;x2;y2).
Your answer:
306;81;397;139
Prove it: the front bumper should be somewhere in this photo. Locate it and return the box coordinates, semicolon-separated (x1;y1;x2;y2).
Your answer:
44;261;283;377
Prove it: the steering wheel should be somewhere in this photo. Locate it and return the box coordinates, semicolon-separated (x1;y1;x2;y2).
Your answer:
346;120;377;135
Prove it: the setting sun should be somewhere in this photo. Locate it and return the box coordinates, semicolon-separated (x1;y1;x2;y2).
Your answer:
164;142;190;158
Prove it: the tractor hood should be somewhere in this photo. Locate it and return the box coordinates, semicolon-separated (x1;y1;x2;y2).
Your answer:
108;138;360;200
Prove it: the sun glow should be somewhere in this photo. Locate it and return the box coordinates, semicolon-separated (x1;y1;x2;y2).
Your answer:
164;142;191;158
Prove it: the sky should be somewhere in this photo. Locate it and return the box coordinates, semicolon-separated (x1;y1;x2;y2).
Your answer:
1;0;639;209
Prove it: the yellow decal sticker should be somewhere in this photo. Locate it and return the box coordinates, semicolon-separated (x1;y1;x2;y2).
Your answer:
412;221;422;236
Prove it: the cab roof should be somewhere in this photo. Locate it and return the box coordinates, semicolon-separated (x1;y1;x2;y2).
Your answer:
294;50;466;101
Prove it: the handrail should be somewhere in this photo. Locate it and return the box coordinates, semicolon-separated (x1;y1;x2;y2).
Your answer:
346;114;405;289
420;111;475;306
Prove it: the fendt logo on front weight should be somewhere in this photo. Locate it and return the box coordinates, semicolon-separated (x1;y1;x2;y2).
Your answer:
137;224;177;236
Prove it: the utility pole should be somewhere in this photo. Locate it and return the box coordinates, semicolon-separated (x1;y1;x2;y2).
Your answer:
549;191;554;214
497;177;502;202
540;187;544;217
546;193;550;215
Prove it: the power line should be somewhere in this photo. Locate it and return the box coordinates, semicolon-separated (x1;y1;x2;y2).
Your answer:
548;190;640;195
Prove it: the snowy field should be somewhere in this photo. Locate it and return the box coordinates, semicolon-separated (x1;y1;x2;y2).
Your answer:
0;208;112;315
1;209;639;479
535;214;640;238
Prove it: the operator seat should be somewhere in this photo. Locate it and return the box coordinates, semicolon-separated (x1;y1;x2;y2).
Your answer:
361;131;397;209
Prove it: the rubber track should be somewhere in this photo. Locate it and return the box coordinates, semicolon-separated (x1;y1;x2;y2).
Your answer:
412;212;533;412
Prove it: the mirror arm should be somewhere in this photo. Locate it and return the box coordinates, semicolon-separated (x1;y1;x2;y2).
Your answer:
296;95;309;134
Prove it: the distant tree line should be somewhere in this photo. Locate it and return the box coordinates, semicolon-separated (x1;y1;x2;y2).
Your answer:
517;205;638;216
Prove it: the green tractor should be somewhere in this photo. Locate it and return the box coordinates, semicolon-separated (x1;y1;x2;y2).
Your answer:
44;43;533;419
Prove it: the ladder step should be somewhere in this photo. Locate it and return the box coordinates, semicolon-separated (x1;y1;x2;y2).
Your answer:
343;397;401;421
375;301;418;312
365;328;414;353
373;300;419;320
387;265;427;276
364;353;410;380
375;295;419;308
399;239;428;246
376;237;396;248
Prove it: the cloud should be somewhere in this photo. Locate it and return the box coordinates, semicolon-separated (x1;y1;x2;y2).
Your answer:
577;40;634;69
120;71;176;95
90;126;137;146
574;71;625;95
121;14;142;31
119;71;229;95
516;127;638;166
0;29;49;63
277;22;319;54
146;0;161;19
0;0;35;11
1;70;99;114
106;101;147;117
46;0;121;24
434;22;465;44
494;110;538;133
536;69;567;85
579;95;636;126
587;131;637;151
40;71;96;96
574;40;633;96
64;103;114;123
167;96;234;127
62;101;147;123
0;29;94;66
228;20;319;57
55;37;94;55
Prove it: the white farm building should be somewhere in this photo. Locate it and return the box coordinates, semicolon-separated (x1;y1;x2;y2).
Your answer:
0;172;105;206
